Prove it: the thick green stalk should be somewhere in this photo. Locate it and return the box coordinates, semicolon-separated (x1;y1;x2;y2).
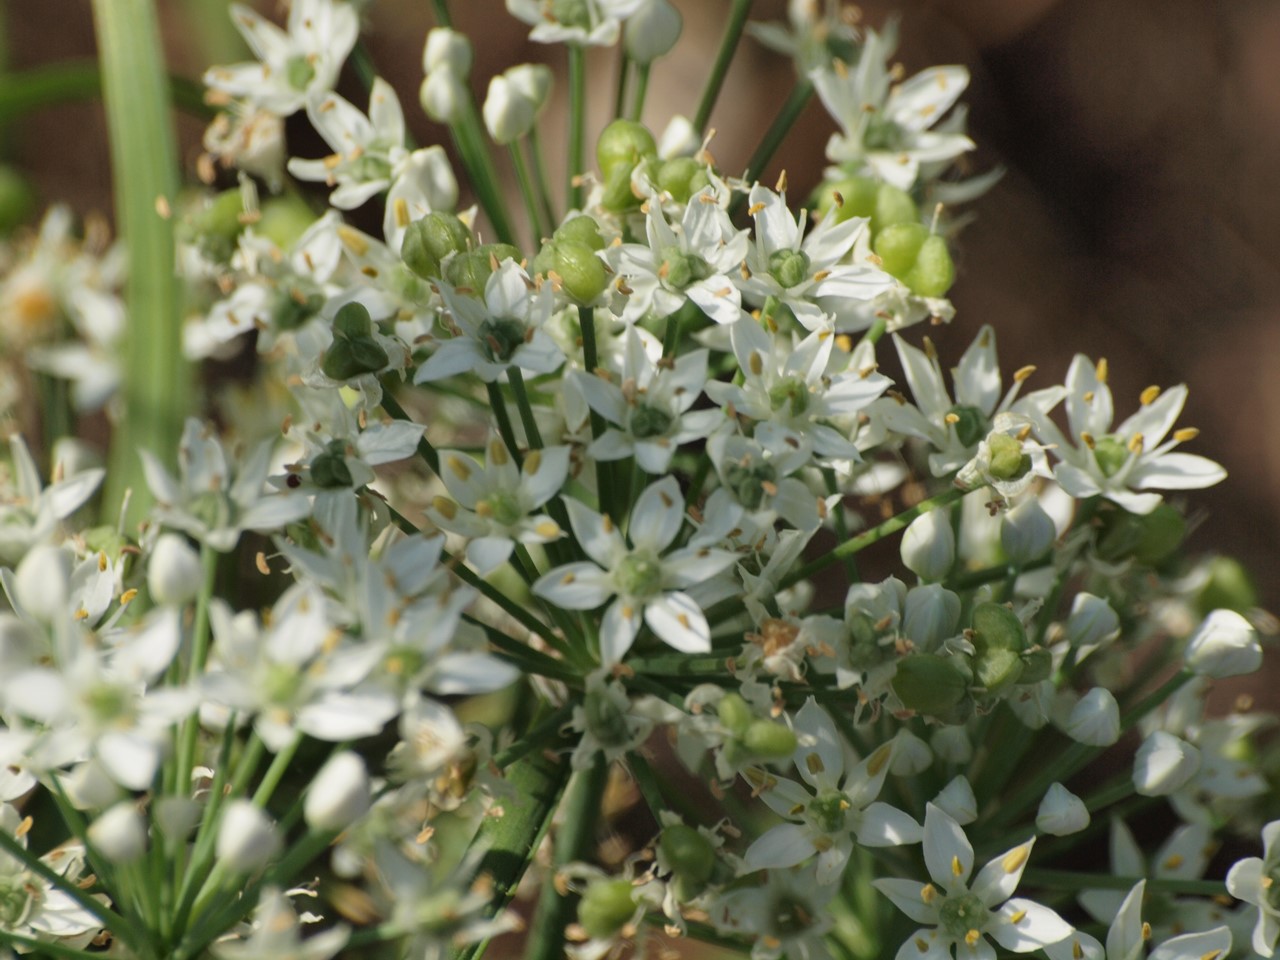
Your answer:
507;367;544;449
172;544;219;799
692;0;754;134
628;63;650;122
577;305;615;515
380;388;441;474
92;0;188;531
729;78;813;215
525;756;609;960
527;129;558;233
0;59;211;124
567;45;587;211
509;142;547;246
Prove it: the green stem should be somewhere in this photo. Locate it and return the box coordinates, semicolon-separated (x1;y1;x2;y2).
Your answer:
0;59;212;124
527;129;558;233
614;50;631;119
526;756;609;960
431;0;452;26
780;486;967;590
487;381;524;468
629;63;650;122
0;932;112;960
732;79;813;213
507;367;544;449
509;141;547;245
577;305;615;515
493;702;577;769
380;386;440;474
1022;869;1225;897
567;44;587;211
93;0;189;532
173;544;219;799
692;0;754;134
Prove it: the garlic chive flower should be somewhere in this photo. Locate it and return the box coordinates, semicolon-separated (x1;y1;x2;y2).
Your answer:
1048;880;1233;960
506;0;647;46
533;475;737;664
1226;820;1280;957
874;803;1071;960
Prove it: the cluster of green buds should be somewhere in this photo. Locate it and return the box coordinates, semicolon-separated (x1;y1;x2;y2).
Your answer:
716;692;798;768
532;215;607;303
401;210;473;281
320;301;388;381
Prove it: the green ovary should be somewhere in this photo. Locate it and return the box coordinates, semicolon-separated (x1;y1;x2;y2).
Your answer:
477;318;527;364
808;792;848;834
1092;435;1129;477
615;552;662;598
629;404;674;440
938;892;987;940
480;490;525;527
769;378;809;417
285;54;315;91
661;248;711;290
768;249;811;290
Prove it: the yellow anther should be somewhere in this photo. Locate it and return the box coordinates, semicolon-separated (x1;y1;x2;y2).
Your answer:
1010;910;1027;924
1163;854;1184;870
1140;385;1161;405
944;412;960;424
951;855;964;877
561;571;577;585
1128;433;1145;455
16;816;33;838
914;938;930;953
1002;844;1030;874
73;608;89;621
394;197;410;228
748;202;767;217
1013;364;1036;382
1096;358;1109;383
813;269;831;283
749;351;764;377
1080;431;1096;449
602;514;614;534
475;501;494;518
336;225;369;256
1173;427;1199;442
447;454;471;480
965;930;981;946
806;753;825;775
775;170;788;193
525;449;542;474
1083;391;1095;404
921;883;938;903
1142;923;1152;941
1262;876;1274;889
835;334;853;352
98;551;108;572
1200;951;1222;960
120;589;138;606
490;438;508;465
867;744;892;776
432;496;457;520
677;613;690;629
621;604;635;620
535;521;560;538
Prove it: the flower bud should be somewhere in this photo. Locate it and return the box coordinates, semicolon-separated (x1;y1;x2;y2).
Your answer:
305;751;372;832
321;335;389;381
596;119;657;178
1036;783;1089;836
1133;731;1201;796
903;235;955;299
657;114;700;159
1063;593;1120;649
813;176;878;224
216;800;281;873
716;692;752;735
902;584;961;651
483;74;536;145
446;243;522;292
871;183;920;235
89;802;147;864
147;533;202;607
402;211;472;280
423;27;473;76
655;157;708;204
932;774;977;824
624;0;682;63
900;508;955;582
505;64;552;116
14;544;72;622
578;878;636;940
741;719;797;759
889;730;933;775
892;654;970;716
420;68;466;124
1001;498;1055;565
554;215;605;251
1065;687;1120;746
1184;609;1262;679
540;240;607;304
1196;556;1258;616
930;727;973;765
874;223;927;279
660;823;715;885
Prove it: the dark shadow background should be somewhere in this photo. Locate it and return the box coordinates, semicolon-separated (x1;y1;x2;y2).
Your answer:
9;0;1276;608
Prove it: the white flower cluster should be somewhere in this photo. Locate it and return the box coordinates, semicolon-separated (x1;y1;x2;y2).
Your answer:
0;3;1273;960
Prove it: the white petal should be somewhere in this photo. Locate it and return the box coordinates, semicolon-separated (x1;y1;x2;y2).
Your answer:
971;838;1035;908
600;598;642;665
1130;453;1226;491
533;562;613;609
643;592;710;653
744;822;815;872
856;802;923;847
629;475;685;553
872;878;939;924
990;899;1072;952
566;497;625;568
1149;927;1232;960
923;802;973;890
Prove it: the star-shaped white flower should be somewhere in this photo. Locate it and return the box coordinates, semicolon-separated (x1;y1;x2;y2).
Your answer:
1048;880;1233;960
874;803;1071;960
1226;820;1280;957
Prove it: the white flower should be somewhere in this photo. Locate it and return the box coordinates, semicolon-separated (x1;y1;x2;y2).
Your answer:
1226;820;1280;957
1065;688;1121;746
426;438;569;574
712;865;838;960
217;800;281;874
305;751;371;832
736;184;893;332
1063;593;1121;651
147;533;203;607
744;700;920;883
1133;730;1200;796
624;0;682;62
423;27;473;76
1049;881;1233;960
1034;356;1226;514
1183;609;1262;678
204;0;358;116
0;434;104;565
140;418;311;552
1000;499;1056;565
0;803;101;946
874;803;1071;960
811;28;974;190
482;67;552;143
706;429;827;531
212;886;349;960
88;802;147;864
506;0;647;46
533;476;737;664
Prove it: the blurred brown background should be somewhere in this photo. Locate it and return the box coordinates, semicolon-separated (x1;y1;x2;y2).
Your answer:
7;0;1279;619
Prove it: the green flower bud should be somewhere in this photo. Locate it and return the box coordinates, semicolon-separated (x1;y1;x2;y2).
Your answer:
660;824;715;884
871;183;920;235
542;240;607;304
946;404;989;449
445;243;521;292
596;119;657;178
986;432;1031;481
1019;646;1053;685
0;166;34;235
716;693;752;734
903;235;955;298
656;157;704;204
812;176;878;224
1092;435;1129;478
578;879;636;940
724;460;777;510
661;248;711;290
256;195;315;250
872;222;928;279
1196;556;1258;616
321;335;389;381
554;215;605;251
970;602;1027;653
402;212;472;279
552;0;592;29
892;653;970;715
742;719;798;759
310;441;355;489
629;404;674;439
600;162;642;212
191;189;248;263
1132;502;1187;567
332;301;374;340
767;248;811;290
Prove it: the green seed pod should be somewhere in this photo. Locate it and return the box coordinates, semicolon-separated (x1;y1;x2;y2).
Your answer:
1132;503;1187;567
582;684;633;748
892;653;970;715
902;234;956;298
600;161;642;213
192;189;248;263
813;176;878;224
1019;646;1053;685
742;719;798;759
972;647;1024;694
656;157;703;204
946;404;989;449
871;183;920;235
596;118;657;178
256;195;316;251
445;243;521;292
1091;436;1129;478
332;301;374;340
872;222;928;279
716;693;752;734
1196;556;1259;616
578;879;636;940
554;215;605;251
767;248;811;290
970;602;1027;653
986;432;1031;482
545;240;607;304
321;335;388;381
660;824;715;884
402;212;472;279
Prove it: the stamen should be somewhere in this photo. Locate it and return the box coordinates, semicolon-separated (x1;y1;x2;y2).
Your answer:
951;855;963;877
964;930;981;946
1002;844;1030;874
1173;427;1199;442
1096;358;1109;383
1140;385;1161;405
1013;364;1036;382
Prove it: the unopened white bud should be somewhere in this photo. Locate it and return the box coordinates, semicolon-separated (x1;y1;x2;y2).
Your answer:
902;584;961;651
88;802;147;864
1036;783;1089;836
624;0;682;63
657;114;700;159
1064;593;1120;649
154;796;202;843
932;775;977;824
1184;609;1262;678
1065;687;1120;746
483;74;536;145
901;509;955;582
1001;498;1055;565
304;751;371;832
217;800;281;873
420;68;466;124
1133;731;1200;796
888;730;932;776
930;727;973;765
505;64;552;116
14;544;72;622
147;533;202;607
423;27;472;77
